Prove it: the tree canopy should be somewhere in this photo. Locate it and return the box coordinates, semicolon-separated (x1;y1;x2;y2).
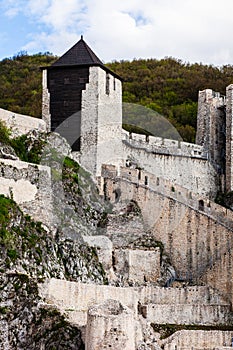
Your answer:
1;52;233;142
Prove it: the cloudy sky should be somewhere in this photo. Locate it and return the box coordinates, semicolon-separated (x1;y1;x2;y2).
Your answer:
0;0;233;66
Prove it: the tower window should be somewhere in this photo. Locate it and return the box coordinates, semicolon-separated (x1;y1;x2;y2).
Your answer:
113;77;116;91
79;77;86;83
198;199;204;211
64;78;70;84
106;73;110;95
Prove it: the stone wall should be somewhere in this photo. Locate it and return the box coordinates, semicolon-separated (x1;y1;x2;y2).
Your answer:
200;249;233;307
101;166;233;301
226;84;233;192
141;303;231;326
160;330;233;350
0;107;46;137
101;165;233;229
39;278;139;327
196;89;225;168
0;159;53;227
39;279;232;329
123;130;206;158
122;137;218;199
80;66;122;176
113;248;161;284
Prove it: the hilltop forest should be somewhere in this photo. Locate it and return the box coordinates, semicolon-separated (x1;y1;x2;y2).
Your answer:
1;52;233;142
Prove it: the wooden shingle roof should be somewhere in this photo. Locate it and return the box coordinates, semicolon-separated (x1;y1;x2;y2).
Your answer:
44;36;122;80
52;36;104;67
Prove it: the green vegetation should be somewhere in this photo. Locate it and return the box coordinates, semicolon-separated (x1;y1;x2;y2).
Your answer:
0;119;45;163
0;194;45;267
107;58;233;142
215;191;233;209
0;51;56;118
1;52;233;142
123;123;153;136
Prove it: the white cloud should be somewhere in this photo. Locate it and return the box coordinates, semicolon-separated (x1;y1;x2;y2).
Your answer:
2;0;233;65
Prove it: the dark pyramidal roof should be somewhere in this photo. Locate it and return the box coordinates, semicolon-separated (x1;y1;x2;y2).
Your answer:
52;36;104;67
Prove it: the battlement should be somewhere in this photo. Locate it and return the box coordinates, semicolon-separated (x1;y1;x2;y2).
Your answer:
101;164;233;229
122;129;206;159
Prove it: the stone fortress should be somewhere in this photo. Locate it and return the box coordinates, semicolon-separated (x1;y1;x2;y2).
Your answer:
1;37;233;349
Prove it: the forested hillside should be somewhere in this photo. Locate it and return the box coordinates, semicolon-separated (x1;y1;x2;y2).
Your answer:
1;52;233;142
0;52;56;118
107;59;233;142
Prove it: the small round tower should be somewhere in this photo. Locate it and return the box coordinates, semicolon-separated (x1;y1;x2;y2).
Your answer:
85;299;135;350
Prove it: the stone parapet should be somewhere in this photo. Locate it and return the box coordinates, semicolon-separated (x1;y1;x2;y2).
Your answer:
0;108;46;137
122;130;206;159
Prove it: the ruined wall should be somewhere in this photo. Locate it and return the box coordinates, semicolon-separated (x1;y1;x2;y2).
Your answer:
0;107;47;137
80;66;122;176
160;330;233;350
0;159;53;227
122;134;218;199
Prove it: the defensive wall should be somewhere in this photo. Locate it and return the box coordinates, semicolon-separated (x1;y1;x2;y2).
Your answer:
122;130;218;199
196;85;233;192
101;165;233;302
0;107;46;137
160;330;233;350
39;278;232;329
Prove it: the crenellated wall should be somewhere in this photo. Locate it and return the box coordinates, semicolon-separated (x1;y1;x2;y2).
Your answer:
123;130;206;158
101;165;233;302
122;133;218;199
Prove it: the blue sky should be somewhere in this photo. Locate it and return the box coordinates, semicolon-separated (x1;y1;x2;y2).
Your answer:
1;0;233;66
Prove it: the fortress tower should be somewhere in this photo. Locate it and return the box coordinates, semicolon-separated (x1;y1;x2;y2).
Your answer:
42;36;123;176
196;85;233;192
